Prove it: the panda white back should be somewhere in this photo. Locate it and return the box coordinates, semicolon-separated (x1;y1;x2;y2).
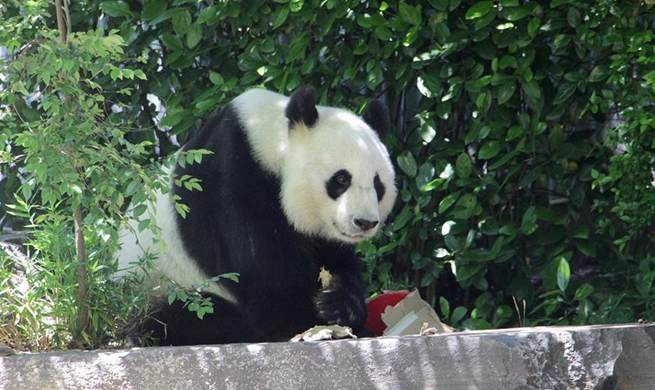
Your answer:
116;165;237;304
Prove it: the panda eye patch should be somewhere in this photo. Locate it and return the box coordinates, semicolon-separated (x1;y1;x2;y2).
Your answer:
374;173;386;202
326;169;352;200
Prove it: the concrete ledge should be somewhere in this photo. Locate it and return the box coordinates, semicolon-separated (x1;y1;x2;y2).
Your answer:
1;324;654;389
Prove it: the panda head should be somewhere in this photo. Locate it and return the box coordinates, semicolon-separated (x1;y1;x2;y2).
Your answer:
280;86;397;244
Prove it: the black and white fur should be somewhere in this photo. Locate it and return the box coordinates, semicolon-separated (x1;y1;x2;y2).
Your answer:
118;86;396;345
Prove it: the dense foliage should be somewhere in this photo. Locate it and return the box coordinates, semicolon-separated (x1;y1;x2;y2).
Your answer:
1;0;655;349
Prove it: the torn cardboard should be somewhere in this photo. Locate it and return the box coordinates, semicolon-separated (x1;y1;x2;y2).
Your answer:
381;289;453;336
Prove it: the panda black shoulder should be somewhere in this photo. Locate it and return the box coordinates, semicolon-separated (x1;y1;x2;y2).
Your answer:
180;103;246;157
170;100;286;277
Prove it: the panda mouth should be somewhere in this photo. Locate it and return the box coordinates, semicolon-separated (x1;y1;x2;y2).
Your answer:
342;232;366;241
332;221;372;243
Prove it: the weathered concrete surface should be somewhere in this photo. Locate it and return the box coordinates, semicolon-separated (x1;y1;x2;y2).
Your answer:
1;324;654;390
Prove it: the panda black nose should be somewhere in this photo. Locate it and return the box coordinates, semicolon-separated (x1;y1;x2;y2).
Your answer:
354;218;379;231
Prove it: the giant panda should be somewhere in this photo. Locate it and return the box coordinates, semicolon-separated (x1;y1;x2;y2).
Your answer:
117;86;396;345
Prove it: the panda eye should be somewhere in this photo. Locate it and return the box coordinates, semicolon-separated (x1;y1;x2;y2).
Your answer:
336;173;349;185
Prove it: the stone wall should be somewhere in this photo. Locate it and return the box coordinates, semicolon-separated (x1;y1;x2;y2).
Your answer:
0;324;653;389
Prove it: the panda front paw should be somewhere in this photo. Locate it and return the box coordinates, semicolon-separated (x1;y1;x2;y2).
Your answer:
314;275;366;328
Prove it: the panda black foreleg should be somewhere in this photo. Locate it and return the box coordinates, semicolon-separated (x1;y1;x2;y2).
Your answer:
314;273;367;330
142;294;263;346
313;245;368;335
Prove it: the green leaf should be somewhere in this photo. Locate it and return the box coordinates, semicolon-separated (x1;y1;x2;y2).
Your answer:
567;7;581;28
286;33;308;62
465;1;493;20
428;0;449;11
137;218;150;232
439;192;460;214
574;239;597;257
520;206;538;235
456;153;473;178
416;163;436;189
527;18;540;38
497;82;516;104
399;3;422;26
273;7;290;29
451;306;468;324
454;263;484;282
521;79;541;99
556;257;570;292
197;6;219;24
570;226;589;239
550;0;572;7
549;126;564;148
397;152;418;177
553;82;577;103
419;121;436;143
357;14;372;28
172;9;192;36
506;125;523;141
110;67;122;80
478;141;501;160
439;297;450;318
455;193;478;218
574;284;595;301
588;65;609;83
421;176;446;192
552;34;571;54
160;33;184;51
488;149;518;170
433;22;451;44
143;0;168;22
186;24;202;49
101;1;133;17
218;273;240;283
495;305;514;318
209;72;224;85
459;248;496;262
375;26;394;41
504;8;531;21
402;26;420;47
174;202;188;219
393;206;413;231
132;204;147;218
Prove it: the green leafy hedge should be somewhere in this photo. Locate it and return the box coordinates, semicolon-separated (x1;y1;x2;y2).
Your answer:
3;0;655;335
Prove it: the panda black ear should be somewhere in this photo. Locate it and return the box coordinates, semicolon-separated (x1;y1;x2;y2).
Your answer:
285;85;319;129
362;99;390;138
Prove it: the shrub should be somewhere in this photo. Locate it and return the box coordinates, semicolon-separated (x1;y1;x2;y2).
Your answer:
2;0;655;350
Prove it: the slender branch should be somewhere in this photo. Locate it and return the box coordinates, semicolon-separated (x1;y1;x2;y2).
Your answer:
62;0;72;38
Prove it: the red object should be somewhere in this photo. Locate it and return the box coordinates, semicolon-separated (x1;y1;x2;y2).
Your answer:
365;291;410;336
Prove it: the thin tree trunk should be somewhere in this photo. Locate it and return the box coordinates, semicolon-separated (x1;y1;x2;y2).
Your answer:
55;0;88;342
74;204;88;337
54;0;67;43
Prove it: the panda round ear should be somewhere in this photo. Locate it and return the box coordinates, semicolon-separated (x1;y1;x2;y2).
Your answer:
362;99;390;138
285;85;319;129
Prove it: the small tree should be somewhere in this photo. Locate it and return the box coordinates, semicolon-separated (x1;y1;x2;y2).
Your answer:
0;1;161;348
